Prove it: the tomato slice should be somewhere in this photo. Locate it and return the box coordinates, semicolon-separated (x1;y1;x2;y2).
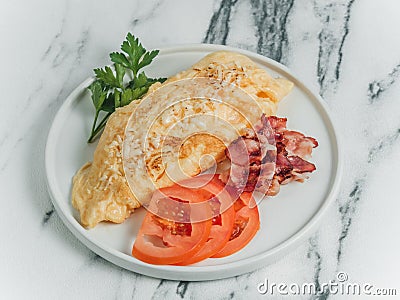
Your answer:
132;187;212;265
212;193;260;258
178;200;235;265
175;176;236;265
132;175;257;265
170;175;236;265
178;174;235;217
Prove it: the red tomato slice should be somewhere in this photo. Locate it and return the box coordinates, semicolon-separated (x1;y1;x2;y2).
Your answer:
212;193;260;258
173;175;236;265
178;201;235;265
132;187;212;265
178;174;235;217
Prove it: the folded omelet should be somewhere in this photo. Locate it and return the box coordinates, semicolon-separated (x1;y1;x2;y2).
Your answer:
72;51;293;228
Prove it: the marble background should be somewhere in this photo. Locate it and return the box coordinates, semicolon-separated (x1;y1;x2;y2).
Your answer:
1;0;399;299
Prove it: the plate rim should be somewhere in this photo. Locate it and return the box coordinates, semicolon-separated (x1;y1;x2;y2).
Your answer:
45;43;342;281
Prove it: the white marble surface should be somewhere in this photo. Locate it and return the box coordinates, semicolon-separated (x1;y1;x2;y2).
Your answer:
1;0;400;299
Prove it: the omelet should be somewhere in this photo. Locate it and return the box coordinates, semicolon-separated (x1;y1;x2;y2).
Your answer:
72;51;294;228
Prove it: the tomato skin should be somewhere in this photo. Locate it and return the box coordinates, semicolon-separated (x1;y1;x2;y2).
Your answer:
174;175;236;265
179;174;235;217
176;203;235;265
212;193;260;258
132;214;212;265
132;176;260;265
132;186;212;265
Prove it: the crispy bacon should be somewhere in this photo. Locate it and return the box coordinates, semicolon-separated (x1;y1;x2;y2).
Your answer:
225;138;261;192
287;156;316;173
219;114;318;196
268;115;287;131
283;131;318;158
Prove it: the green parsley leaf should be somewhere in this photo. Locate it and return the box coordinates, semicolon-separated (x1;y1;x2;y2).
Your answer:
101;95;115;113
128;72;167;90
115;63;126;88
138;50;159;70
88;81;107;111
109;52;129;68
87;33;166;143
114;90;121;108
94;66;122;89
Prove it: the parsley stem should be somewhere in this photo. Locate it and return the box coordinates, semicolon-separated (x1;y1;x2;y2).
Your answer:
89;111;100;142
88;112;112;143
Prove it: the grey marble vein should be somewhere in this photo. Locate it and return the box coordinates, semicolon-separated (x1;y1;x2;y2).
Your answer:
307;235;330;300
203;0;239;44
52;29;89;69
151;279;168;300
302;183;364;300
0;132;10;149
86;252;109;267
234;272;251;292
176;281;189;299
0;81;43;171
130;274;139;299
368;128;400;163
41;17;66;62
307;179;364;300
52;44;71;68
368;63;400;103
337;179;363;263
114;269;137;300
250;0;294;63
130;0;163;27
42;206;55;225
75;29;90;66
47;85;66;110
314;0;355;97
0;137;23;171
22;83;44;113
334;0;354;84
75;247;106;272
44;30;90;111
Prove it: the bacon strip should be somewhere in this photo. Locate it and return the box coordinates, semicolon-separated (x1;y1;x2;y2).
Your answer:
219;115;318;196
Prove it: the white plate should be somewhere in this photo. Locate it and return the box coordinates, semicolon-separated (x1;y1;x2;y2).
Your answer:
45;44;342;281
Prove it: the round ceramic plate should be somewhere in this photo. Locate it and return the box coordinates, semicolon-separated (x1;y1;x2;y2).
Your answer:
45;44;342;281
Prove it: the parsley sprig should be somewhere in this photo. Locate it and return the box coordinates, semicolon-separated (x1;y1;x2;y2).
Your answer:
87;33;166;143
